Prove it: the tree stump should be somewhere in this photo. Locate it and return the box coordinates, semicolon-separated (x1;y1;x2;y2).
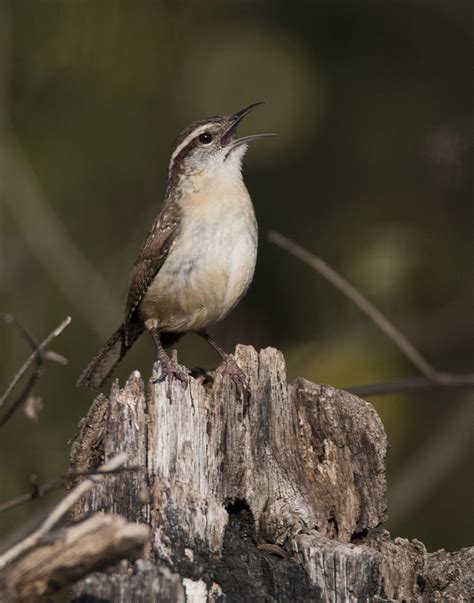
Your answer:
69;346;472;602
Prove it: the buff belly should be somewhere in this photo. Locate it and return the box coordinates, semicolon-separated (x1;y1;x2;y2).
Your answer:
138;200;257;334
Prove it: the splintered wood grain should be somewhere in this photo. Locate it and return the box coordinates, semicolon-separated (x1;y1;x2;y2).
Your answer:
145;345;387;558
3;515;149;602
70;372;149;527
292;377;387;541
69;345;472;602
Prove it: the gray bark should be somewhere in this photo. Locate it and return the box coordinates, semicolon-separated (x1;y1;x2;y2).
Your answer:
69;345;473;602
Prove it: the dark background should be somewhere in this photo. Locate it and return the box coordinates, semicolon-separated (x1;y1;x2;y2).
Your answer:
0;0;472;553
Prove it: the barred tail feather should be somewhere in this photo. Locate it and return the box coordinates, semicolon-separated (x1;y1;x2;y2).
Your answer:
77;325;139;390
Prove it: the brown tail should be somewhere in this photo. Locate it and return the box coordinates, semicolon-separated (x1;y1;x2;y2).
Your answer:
77;324;142;390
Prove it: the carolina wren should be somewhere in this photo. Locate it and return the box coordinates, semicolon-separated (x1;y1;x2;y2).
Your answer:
78;102;275;390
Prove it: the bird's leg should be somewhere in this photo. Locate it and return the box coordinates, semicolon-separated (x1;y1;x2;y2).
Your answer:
198;332;248;393
145;321;187;384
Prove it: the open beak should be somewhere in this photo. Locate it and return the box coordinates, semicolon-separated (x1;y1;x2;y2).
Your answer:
221;102;277;149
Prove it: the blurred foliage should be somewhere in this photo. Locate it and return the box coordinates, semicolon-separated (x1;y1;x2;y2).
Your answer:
0;0;472;553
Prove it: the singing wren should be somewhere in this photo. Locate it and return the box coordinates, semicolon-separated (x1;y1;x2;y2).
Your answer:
78;102;275;390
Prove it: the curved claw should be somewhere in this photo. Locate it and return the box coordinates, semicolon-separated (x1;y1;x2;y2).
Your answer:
153;364;188;386
172;367;189;384
214;357;250;397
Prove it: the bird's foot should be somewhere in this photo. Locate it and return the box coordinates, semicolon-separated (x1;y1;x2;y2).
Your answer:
213;356;249;396
153;356;188;385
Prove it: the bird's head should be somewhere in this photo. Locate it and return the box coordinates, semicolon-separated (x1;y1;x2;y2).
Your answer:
166;102;275;198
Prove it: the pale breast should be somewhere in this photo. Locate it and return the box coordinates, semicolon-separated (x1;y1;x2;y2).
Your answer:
139;186;257;333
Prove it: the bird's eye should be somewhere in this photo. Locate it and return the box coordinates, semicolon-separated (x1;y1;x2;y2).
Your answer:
198;132;213;145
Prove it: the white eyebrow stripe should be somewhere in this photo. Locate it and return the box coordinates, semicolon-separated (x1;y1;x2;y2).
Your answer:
169;124;212;170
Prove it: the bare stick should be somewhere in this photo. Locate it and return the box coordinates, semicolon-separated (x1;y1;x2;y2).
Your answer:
0;316;71;414
0;313;46;428
268;231;438;380
0;452;127;570
0;478;63;514
1;312;38;350
2;514;149;601
0;465;142;514
2;314;68;369
346;373;474;397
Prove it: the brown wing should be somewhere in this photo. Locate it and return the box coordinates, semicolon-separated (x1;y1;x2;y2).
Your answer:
124;201;182;343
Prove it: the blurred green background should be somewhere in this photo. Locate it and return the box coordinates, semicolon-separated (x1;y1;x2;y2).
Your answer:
0;0;472;553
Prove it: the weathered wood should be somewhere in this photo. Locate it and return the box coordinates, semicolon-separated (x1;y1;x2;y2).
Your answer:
0;514;149;602
68;345;472;602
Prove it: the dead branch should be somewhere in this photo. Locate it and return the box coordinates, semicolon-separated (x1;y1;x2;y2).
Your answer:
346;372;474;397
1;513;149;602
0;316;70;427
0;476;62;515
0;452;127;570
0;315;70;409
0;465;143;514
0;356;41;428
268;231;473;397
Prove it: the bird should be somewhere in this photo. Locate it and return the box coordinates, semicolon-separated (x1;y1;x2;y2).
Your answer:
78;102;275;390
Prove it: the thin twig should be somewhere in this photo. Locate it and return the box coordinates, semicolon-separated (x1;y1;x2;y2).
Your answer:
346;373;474;397
0;316;71;420
0;478;62;514
0;313;48;427
268;231;473;397
268;231;438;379
0;452;127;570
1;313;67;367
0;465;143;514
0;358;42;428
42;350;68;365
0;312;38;350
